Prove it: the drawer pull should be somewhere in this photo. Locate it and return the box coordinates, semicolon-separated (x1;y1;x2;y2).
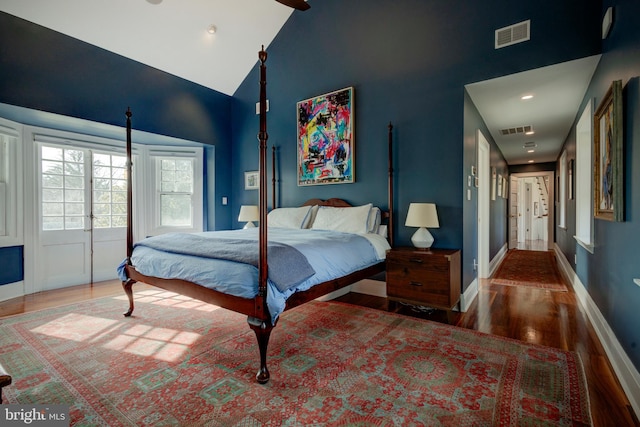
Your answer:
409;258;424;264
409;281;423;287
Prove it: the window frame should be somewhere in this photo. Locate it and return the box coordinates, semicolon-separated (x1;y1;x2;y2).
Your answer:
574;100;595;252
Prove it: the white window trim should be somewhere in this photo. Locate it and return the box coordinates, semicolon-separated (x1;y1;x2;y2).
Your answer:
574;100;595;253
0;118;23;248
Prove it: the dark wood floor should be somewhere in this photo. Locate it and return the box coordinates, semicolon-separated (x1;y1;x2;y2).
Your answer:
0;260;637;426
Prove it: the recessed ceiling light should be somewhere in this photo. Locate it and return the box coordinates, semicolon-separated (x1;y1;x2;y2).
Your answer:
525;130;535;135
146;0;163;4
521;94;534;100
528;160;535;163
527;149;535;153
208;25;217;34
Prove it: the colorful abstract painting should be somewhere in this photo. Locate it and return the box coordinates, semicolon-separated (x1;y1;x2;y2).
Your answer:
297;87;354;186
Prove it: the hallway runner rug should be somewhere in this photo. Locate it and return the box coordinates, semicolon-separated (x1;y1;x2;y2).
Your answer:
0;290;591;425
491;249;568;291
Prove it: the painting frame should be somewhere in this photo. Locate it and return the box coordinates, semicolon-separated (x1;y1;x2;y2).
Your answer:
244;171;259;190
296;87;354;186
593;80;623;222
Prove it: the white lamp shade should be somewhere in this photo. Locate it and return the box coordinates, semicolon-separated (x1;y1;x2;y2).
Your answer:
405;203;439;228
238;205;259;222
405;203;438;249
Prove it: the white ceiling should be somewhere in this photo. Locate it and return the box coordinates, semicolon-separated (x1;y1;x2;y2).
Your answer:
2;1;600;166
466;55;601;165
0;0;298;96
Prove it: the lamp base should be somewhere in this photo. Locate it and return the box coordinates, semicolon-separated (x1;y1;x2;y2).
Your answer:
243;222;256;229
411;227;434;249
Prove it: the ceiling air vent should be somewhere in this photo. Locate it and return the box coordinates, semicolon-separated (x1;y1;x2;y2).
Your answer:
495;20;530;49
500;125;533;136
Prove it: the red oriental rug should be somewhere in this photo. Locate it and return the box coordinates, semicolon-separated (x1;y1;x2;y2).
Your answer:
491;249;568;291
0;290;591;426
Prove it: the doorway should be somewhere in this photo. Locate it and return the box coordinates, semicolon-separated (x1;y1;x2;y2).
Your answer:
509;171;554;251
35;143;128;290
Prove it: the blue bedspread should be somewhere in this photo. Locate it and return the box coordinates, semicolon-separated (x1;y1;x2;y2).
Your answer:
135;233;315;292
117;228;387;323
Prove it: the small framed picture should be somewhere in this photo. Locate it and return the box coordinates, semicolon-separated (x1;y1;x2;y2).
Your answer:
244;171;259;190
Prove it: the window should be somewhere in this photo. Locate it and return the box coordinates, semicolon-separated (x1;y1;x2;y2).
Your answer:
93;153;128;228
559;150;567;229
146;147;203;235
575;101;594;251
158;157;194;227
41;146;86;231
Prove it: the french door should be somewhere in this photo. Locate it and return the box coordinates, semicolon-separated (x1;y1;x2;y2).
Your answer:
36;143;128;290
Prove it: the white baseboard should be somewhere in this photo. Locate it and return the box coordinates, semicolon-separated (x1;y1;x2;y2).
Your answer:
461;278;478;312
489;243;508;277
461;244;508;312
0;281;24;303
554;244;640;419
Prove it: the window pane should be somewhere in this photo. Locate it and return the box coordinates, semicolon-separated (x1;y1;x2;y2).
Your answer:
64;162;84;176
112;191;126;204
94;203;110;215
160;194;192;226
161;181;176;192
93;190;111;203
112;180;126;191
112;203;126;215
43;217;64;231
42;189;63;202
161;159;175;170
42;160;63;175
65;189;84;202
65;203;84;215
94;166;110;178
112;216;127;227
65;176;84;189
94;178;110;190
93;153;111;166
43;174;63;188
42;202;63;216
111;167;125;179
42;147;63;161
112;156;126;168
65;216;84;230
64;149;84;163
93;216;111;228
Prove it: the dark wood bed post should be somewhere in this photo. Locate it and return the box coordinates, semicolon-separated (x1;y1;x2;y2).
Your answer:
247;45;273;384
123;107;136;317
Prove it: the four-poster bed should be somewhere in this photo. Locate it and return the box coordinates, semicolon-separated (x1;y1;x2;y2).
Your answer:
119;47;395;384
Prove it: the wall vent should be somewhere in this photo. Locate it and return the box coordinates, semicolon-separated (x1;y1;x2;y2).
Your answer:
500;125;533;136
495;20;530;49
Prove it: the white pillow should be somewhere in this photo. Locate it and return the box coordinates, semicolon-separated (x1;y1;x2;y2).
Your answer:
268;206;313;229
367;207;381;234
311;203;372;234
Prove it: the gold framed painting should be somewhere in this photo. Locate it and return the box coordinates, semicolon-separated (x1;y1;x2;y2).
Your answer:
593;80;624;221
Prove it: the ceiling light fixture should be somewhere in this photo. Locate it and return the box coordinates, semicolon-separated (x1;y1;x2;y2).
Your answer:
528;160;535;163
525;130;535;135
527;149;535;153
521;94;534;100
207;25;217;34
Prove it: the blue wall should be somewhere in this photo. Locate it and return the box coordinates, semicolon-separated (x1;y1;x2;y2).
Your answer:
231;0;601;290
556;0;640;369
0;11;235;231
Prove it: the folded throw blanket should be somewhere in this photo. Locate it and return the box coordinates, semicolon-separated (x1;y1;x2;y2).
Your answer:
134;233;316;292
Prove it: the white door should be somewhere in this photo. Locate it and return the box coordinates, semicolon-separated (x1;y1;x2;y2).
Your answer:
36;144;127;290
524;182;532;242
509;175;519;249
477;131;490;278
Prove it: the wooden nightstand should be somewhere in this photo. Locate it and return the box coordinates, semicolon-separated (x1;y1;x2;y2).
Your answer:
386;247;461;312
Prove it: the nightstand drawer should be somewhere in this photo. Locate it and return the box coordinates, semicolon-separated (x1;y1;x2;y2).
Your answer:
385;248;461;310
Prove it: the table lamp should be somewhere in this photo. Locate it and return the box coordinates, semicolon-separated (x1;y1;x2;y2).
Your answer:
238;205;259;229
405;203;439;249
